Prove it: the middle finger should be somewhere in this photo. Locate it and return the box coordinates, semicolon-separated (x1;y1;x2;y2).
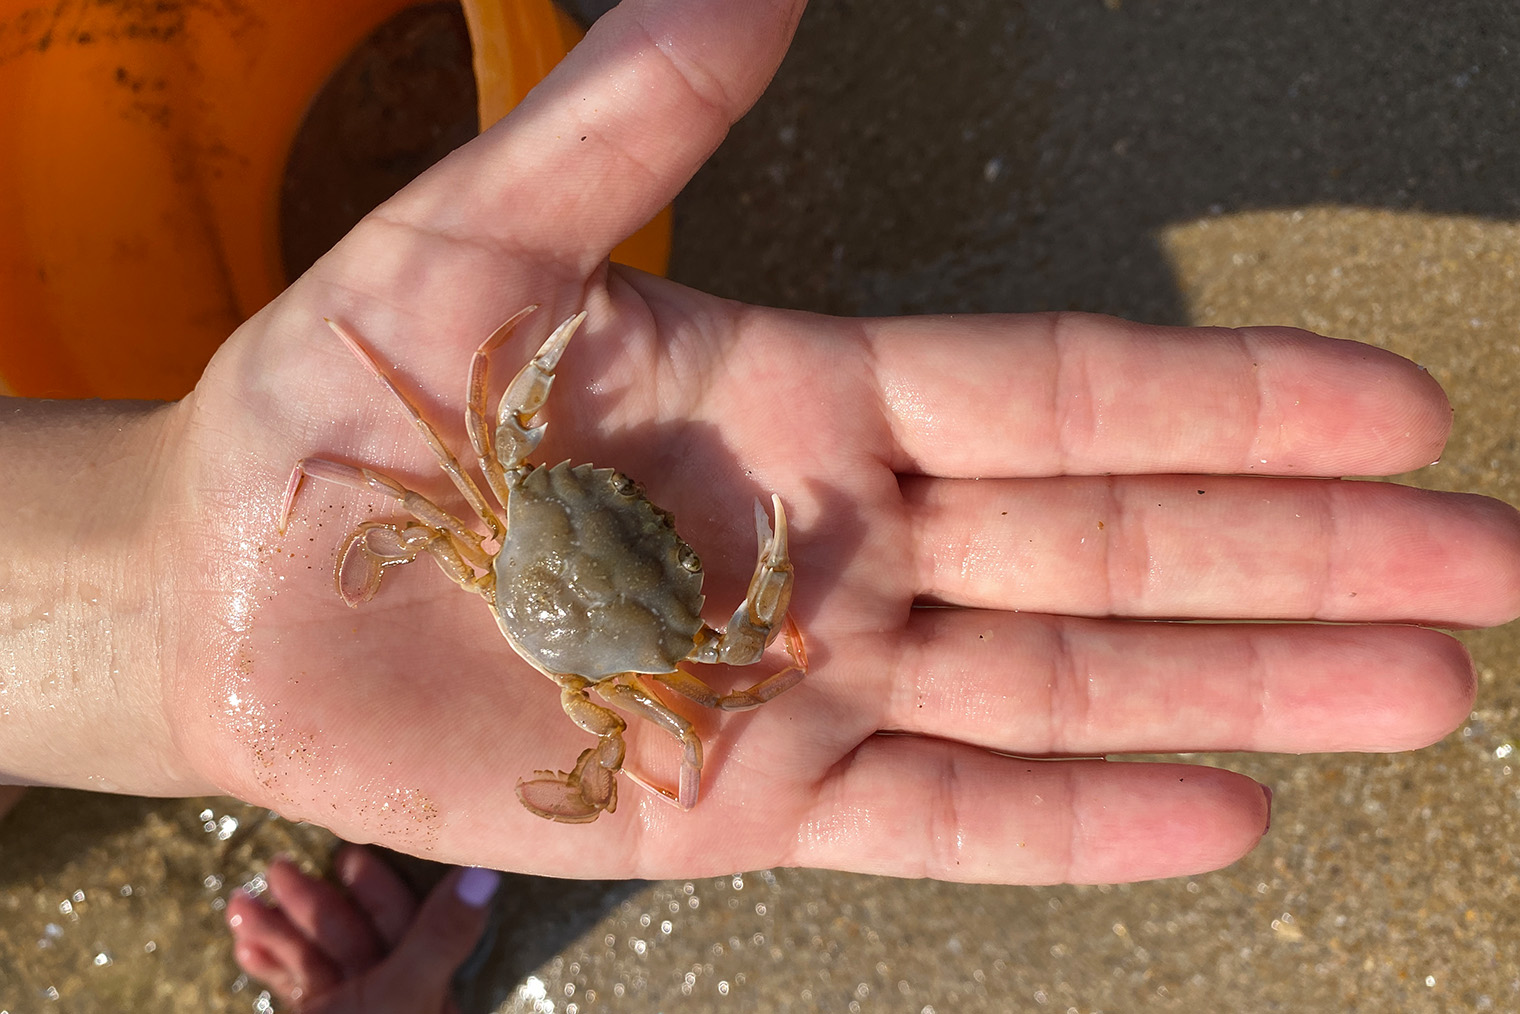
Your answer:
903;474;1520;625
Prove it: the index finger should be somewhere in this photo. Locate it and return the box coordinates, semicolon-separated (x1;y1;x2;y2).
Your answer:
862;312;1451;478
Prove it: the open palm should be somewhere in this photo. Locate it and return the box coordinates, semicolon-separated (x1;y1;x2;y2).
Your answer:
155;0;1518;884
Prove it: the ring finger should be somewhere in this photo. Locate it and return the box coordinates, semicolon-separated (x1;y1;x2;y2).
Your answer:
863;609;1476;757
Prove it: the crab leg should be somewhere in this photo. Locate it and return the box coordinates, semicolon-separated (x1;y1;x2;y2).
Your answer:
467;306;535;507
324;318;504;539
278;458;491;572
650;616;809;714
334;520;489;607
515;735;623;825
515;676;628;823
469;311;587;499
692;494;798;667
597;675;705;810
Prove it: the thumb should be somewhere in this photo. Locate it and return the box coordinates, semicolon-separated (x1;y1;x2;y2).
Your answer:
368;866;501;1007
392;0;808;271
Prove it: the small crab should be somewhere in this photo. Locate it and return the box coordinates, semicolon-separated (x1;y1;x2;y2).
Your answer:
279;307;807;823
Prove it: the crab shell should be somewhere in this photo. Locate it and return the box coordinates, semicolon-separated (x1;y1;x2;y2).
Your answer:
492;461;708;679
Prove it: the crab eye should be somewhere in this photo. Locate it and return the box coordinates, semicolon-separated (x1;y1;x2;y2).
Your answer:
678;544;702;573
610;472;639;497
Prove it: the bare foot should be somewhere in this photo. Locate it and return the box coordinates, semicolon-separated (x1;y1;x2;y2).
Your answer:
226;845;499;1014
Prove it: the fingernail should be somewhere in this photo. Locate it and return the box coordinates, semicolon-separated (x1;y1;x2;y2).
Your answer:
455;866;502;908
1260;783;1274;834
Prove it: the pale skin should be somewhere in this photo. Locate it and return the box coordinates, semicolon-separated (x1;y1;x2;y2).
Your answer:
3;0;1519;920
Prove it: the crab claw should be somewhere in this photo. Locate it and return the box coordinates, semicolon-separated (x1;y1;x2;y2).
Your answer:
514;735;623;824
495;311;588;468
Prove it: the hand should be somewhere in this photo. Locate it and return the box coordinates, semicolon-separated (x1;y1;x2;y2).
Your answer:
12;0;1516;884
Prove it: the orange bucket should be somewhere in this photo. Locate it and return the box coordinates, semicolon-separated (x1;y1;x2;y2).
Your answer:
0;1;670;399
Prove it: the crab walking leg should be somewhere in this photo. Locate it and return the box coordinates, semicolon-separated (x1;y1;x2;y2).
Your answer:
515;736;624;825
278;458;492;571
692;494;798;667
597;675;705;810
324;318;504;538
486;311;588;476
515;676;628;823
650;619;809;714
335;520;490;607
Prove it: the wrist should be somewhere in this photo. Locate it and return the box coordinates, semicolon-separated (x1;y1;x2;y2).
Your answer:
0;397;213;794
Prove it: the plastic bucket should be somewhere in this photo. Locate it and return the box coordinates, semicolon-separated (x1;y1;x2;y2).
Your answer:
0;0;669;399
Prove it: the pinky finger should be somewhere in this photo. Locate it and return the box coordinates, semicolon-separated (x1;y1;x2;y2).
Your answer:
788;737;1271;884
